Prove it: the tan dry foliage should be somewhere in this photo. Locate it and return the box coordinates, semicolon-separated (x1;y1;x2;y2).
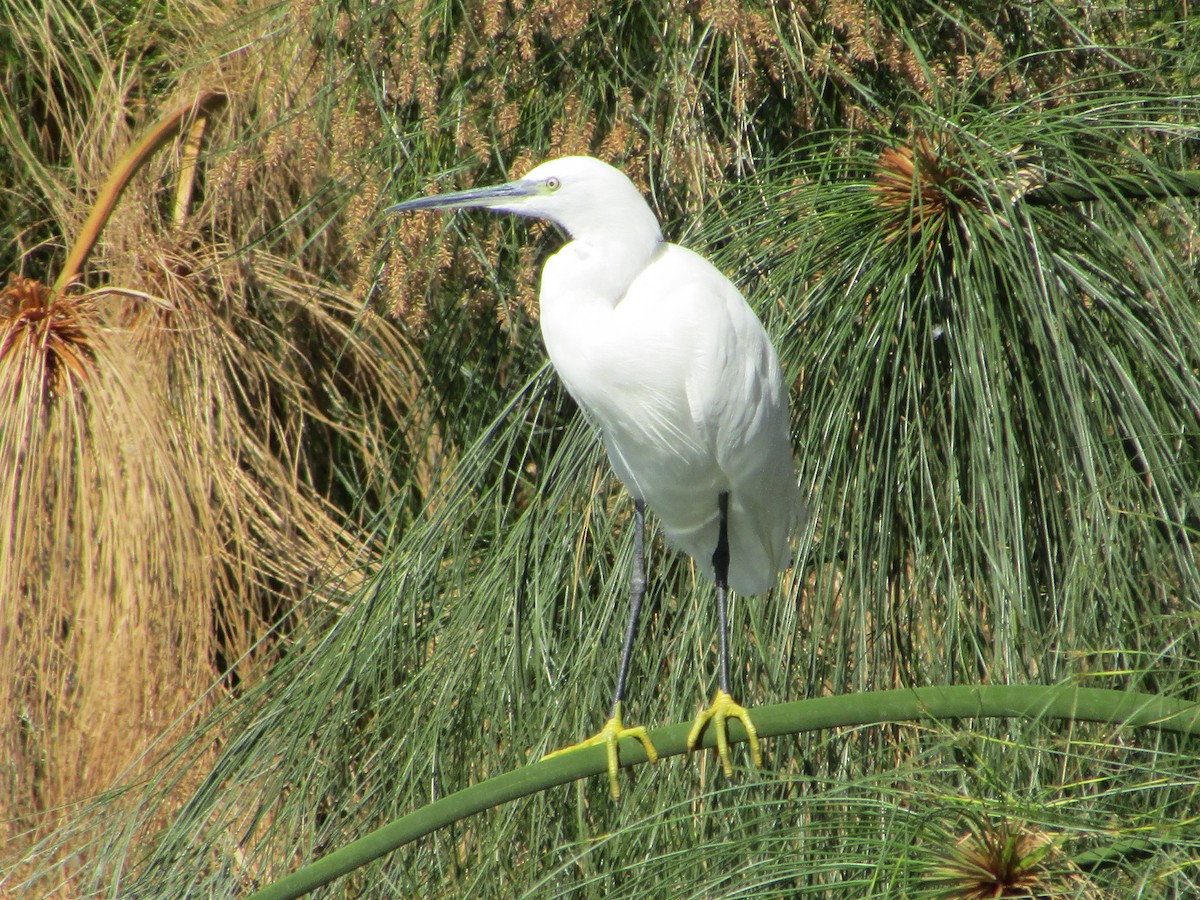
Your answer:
0;0;425;854
0;274;222;837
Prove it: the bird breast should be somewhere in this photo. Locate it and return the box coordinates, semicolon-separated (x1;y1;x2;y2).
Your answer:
538;239;800;594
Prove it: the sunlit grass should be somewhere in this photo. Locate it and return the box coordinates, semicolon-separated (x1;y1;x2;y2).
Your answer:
2;0;1199;896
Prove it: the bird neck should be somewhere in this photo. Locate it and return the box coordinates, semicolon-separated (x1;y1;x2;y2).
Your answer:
557;205;663;299
561;195;662;259
557;231;662;304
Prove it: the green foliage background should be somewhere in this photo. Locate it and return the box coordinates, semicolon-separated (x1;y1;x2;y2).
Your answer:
2;0;1199;896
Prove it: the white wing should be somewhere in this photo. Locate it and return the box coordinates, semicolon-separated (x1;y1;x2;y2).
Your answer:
539;241;802;595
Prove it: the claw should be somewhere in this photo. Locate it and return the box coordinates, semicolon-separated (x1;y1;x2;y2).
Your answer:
542;702;658;798
686;689;761;777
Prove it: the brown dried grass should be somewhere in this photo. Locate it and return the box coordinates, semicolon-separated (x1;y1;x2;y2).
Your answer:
0;0;421;854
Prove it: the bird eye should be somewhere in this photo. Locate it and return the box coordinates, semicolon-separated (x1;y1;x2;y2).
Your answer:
544;176;561;191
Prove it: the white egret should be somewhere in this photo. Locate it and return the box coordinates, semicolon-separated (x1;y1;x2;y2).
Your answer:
388;156;802;798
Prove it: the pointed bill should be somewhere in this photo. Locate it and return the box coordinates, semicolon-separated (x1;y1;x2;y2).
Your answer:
387;179;540;214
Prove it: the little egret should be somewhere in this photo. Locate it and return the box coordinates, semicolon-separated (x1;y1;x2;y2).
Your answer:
388;156;802;798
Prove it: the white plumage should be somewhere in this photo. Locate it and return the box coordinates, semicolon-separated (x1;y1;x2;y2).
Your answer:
534;186;800;593
389;155;803;795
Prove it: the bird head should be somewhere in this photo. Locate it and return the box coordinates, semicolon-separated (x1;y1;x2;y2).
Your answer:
388;156;663;247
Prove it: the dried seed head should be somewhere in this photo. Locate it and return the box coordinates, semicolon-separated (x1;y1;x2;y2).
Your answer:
920;818;1099;899
0;274;96;400
872;133;984;249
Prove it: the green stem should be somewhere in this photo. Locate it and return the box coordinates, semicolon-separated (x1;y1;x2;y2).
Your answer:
245;684;1200;900
1022;171;1200;205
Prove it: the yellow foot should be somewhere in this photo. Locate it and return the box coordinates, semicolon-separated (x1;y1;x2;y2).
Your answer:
686;689;762;777
542;703;658;799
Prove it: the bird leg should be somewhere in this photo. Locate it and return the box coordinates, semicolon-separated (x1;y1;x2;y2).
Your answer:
687;492;763;776
542;499;657;798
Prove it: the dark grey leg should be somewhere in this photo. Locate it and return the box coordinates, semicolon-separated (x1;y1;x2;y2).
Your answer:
714;492;731;694
611;498;647;714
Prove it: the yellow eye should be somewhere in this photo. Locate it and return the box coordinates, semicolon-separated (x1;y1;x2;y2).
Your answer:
545;176;561;191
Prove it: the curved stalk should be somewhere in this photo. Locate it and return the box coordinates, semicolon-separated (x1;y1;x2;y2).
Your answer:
49;90;227;299
246;684;1200;900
